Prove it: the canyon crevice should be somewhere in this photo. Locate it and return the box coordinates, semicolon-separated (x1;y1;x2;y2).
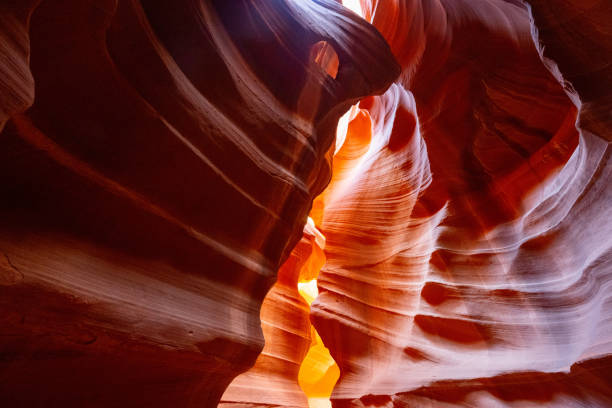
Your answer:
0;0;611;407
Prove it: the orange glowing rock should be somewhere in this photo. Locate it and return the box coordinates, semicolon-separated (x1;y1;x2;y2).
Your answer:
220;228;318;407
1;0;611;406
310;1;612;406
297;278;340;407
298;327;340;403
221;216;338;407
311;107;373;226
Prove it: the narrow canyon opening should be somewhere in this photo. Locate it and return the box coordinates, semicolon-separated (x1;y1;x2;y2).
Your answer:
221;2;369;406
296;99;368;407
2;0;608;406
297;3;365;404
296;219;340;408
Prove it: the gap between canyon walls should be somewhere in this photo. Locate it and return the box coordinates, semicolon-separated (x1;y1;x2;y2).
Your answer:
218;42;347;408
300;103;370;408
298;4;368;402
224;0;612;406
219;2;374;407
220;100;371;408
0;0;400;406
301;4;368;407
219;99;373;408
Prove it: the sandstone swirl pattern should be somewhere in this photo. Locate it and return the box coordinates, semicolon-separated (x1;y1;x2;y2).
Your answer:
311;0;612;406
1;0;611;407
0;0;397;406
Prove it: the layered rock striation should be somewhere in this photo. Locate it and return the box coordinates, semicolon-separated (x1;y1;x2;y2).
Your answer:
311;0;612;406
0;0;397;406
1;0;610;407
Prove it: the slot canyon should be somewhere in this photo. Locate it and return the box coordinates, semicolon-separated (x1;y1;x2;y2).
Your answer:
1;0;611;407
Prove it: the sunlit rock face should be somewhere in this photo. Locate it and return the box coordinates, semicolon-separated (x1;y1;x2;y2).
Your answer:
219;223;323;407
0;0;398;406
1;0;611;407
310;0;612;406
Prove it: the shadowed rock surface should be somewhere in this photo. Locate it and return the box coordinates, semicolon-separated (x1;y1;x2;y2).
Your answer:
0;0;397;406
1;0;611;407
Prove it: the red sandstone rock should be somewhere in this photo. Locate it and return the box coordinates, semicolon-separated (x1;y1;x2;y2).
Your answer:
1;0;611;407
219;226;323;407
527;0;612;142
0;1;397;406
310;0;612;406
0;0;37;131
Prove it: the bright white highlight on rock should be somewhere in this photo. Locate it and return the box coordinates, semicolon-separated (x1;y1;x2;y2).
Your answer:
298;279;319;305
342;0;364;18
334;105;359;154
308;397;333;408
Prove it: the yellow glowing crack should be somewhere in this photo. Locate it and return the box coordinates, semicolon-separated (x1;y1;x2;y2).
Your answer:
297;278;340;408
297;219;339;407
298;5;361;397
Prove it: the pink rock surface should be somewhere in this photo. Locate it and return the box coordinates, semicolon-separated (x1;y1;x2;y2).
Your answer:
1;0;610;406
311;0;612;406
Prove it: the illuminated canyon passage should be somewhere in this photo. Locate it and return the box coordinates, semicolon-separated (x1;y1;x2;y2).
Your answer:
1;0;612;407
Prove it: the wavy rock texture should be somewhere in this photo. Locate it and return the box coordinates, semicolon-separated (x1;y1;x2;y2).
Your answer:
1;0;611;407
311;0;612;406
219;222;324;408
0;0;36;131
0;0;398;406
527;0;612;142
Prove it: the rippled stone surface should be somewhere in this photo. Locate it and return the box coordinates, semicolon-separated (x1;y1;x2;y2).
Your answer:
1;0;610;407
0;1;397;406
310;0;612;406
219;223;323;408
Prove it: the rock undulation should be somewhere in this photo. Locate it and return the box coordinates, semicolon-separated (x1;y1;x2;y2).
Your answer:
0;0;397;406
312;0;612;406
1;0;611;407
219;224;324;408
